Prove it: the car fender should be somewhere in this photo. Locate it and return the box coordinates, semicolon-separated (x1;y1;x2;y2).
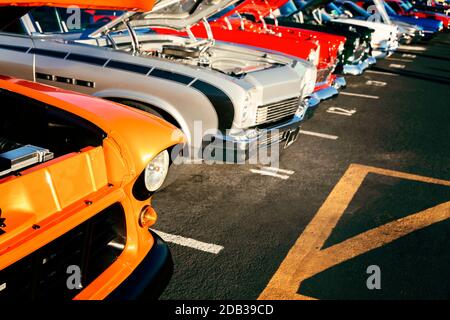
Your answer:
92;88;217;147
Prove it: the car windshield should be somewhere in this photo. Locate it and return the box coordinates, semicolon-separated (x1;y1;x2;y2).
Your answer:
326;3;344;16
384;3;398;15
153;0;203;15
29;7;122;34
340;2;371;18
207;0;244;20
279;0;300;16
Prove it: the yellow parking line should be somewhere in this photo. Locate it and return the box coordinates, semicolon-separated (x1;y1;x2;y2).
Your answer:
259;164;450;300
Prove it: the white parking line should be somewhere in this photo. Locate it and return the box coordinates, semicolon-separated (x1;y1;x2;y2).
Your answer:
389;64;406;69
299;130;339;140
340;92;379;99
366;80;387;87
402;53;416;59
386;57;413;63
326;107;357;116
399;45;426;52
250;169;290;180
260;166;295;175
366;70;398;76
153;230;224;254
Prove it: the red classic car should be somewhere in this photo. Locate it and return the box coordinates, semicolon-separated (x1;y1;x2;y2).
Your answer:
154;0;347;108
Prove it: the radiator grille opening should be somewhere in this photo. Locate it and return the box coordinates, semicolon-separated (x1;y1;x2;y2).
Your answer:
255;97;300;125
0;203;126;300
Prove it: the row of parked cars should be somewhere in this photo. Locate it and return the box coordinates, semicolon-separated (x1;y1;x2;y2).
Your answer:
0;0;448;300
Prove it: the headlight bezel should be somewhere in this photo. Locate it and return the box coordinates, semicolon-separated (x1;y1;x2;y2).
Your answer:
132;146;183;201
144;149;170;193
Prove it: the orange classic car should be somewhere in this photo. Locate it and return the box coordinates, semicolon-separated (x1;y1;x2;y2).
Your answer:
0;0;186;300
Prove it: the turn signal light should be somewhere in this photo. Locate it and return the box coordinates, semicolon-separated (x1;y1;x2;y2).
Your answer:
139;205;157;228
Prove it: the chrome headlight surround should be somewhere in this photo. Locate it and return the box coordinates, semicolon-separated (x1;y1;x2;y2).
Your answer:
133;149;171;200
144;150;170;192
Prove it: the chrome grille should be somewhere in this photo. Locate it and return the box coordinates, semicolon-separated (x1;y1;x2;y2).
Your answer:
256;97;300;125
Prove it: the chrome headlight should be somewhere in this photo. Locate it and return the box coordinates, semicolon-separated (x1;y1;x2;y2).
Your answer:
144;150;170;192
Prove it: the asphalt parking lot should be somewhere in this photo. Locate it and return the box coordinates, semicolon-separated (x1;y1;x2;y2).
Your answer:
153;32;450;300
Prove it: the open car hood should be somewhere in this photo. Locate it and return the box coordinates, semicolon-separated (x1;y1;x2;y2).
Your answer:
0;0;156;30
220;0;289;21
92;0;240;35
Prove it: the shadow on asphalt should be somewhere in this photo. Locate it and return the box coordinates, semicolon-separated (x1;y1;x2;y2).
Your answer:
371;66;450;85
322;173;450;249
296;173;450;299
298;219;450;299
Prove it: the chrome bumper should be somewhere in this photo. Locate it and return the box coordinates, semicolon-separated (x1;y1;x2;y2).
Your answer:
206;109;306;162
343;56;377;76
306;76;346;108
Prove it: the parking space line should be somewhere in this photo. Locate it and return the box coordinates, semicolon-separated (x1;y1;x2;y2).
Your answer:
299;130;339;140
387;57;413;63
399;45;426;52
366;80;387;87
340;92;379;99
258;164;450;300
402;53;416;59
326;107;356;116
389;64;406;69
153;230;224;254
250;169;291;180
366;70;398;76
260;166;295;175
